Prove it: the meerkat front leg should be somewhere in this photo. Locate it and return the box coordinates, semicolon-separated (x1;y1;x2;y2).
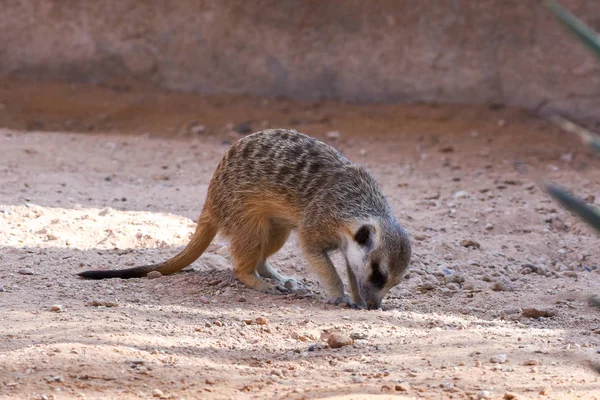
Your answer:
301;243;359;308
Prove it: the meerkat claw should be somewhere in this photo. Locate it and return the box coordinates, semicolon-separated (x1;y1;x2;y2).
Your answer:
327;296;361;309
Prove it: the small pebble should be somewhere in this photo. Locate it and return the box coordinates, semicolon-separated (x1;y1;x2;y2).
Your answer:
326;131;340;140
0;285;4;292
460;239;480;249
485;223;494;230
147;271;162;279
19;268;35;275
395;382;410;391
88;300;118;307
234;121;253;134
152;388;164;398
522;307;557;318
490;354;507;364
255;316;269;325
492;276;514;292
453;190;469;199
327;333;353;349
351;375;364;383
445;274;465;284
446;283;460;291
539;386;551;396
49;305;64;312
189;124;206;134
478;390;493;399
503;392;519;400
524;359;539;366
503;306;522;315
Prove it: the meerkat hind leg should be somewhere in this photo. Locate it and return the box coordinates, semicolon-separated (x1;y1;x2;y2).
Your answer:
230;235;290;295
257;220;301;290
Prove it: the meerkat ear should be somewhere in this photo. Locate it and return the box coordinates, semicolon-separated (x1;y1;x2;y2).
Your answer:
354;225;374;246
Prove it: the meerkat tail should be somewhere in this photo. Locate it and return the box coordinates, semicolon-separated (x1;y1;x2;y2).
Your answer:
78;211;218;279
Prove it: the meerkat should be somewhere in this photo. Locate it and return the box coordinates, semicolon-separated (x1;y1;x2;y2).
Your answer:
78;129;411;309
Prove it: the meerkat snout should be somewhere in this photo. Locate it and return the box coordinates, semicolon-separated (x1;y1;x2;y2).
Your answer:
342;220;411;309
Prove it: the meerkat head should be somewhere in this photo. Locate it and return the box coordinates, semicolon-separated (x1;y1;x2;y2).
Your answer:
342;219;411;310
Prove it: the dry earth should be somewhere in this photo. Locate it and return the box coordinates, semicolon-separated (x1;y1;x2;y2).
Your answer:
1;82;600;400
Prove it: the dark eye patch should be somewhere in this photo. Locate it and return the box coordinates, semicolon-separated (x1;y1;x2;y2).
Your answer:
354;225;370;245
369;261;387;289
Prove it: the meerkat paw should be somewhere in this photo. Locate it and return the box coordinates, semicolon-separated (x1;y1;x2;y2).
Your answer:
326;296;362;309
262;284;291;296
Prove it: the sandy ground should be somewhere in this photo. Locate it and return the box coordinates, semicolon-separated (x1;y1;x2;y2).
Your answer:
1;81;600;400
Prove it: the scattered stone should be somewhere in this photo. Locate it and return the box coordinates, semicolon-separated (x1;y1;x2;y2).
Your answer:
523;359;540;366
490;354;507;364
351;375;364;383
98;207;112;216
199;295;210;304
413;233;428;241
205;378;216;385
152;388;164;398
522;307;557;318
327;333;353;349
417;282;436;292
88;300;118;307
520;266;533;275
238;297;247;302
460;239;480;249
18;267;35;275
478;390;493;399
539;386;551;396
446;283;460;291
445;274;465;284
234;121;253;134
439;144;455;153
326;131;340;140
485;223;494;230
453;190;469;199
522;182;535;191
423;192;441;200
284;279;297;290
504;392;519;400
49;305;64;312
147;271;162;279
189;123;206;135
0;285;4;292
128;358;147;366
395;382;411;392
255;316;269;325
492;276;515;292
503;306;522;315
214;320;223;327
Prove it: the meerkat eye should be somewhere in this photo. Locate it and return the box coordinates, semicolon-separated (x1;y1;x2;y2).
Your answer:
354;225;372;246
369;261;387;289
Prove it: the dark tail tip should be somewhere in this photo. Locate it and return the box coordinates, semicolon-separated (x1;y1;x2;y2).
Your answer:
77;268;148;280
